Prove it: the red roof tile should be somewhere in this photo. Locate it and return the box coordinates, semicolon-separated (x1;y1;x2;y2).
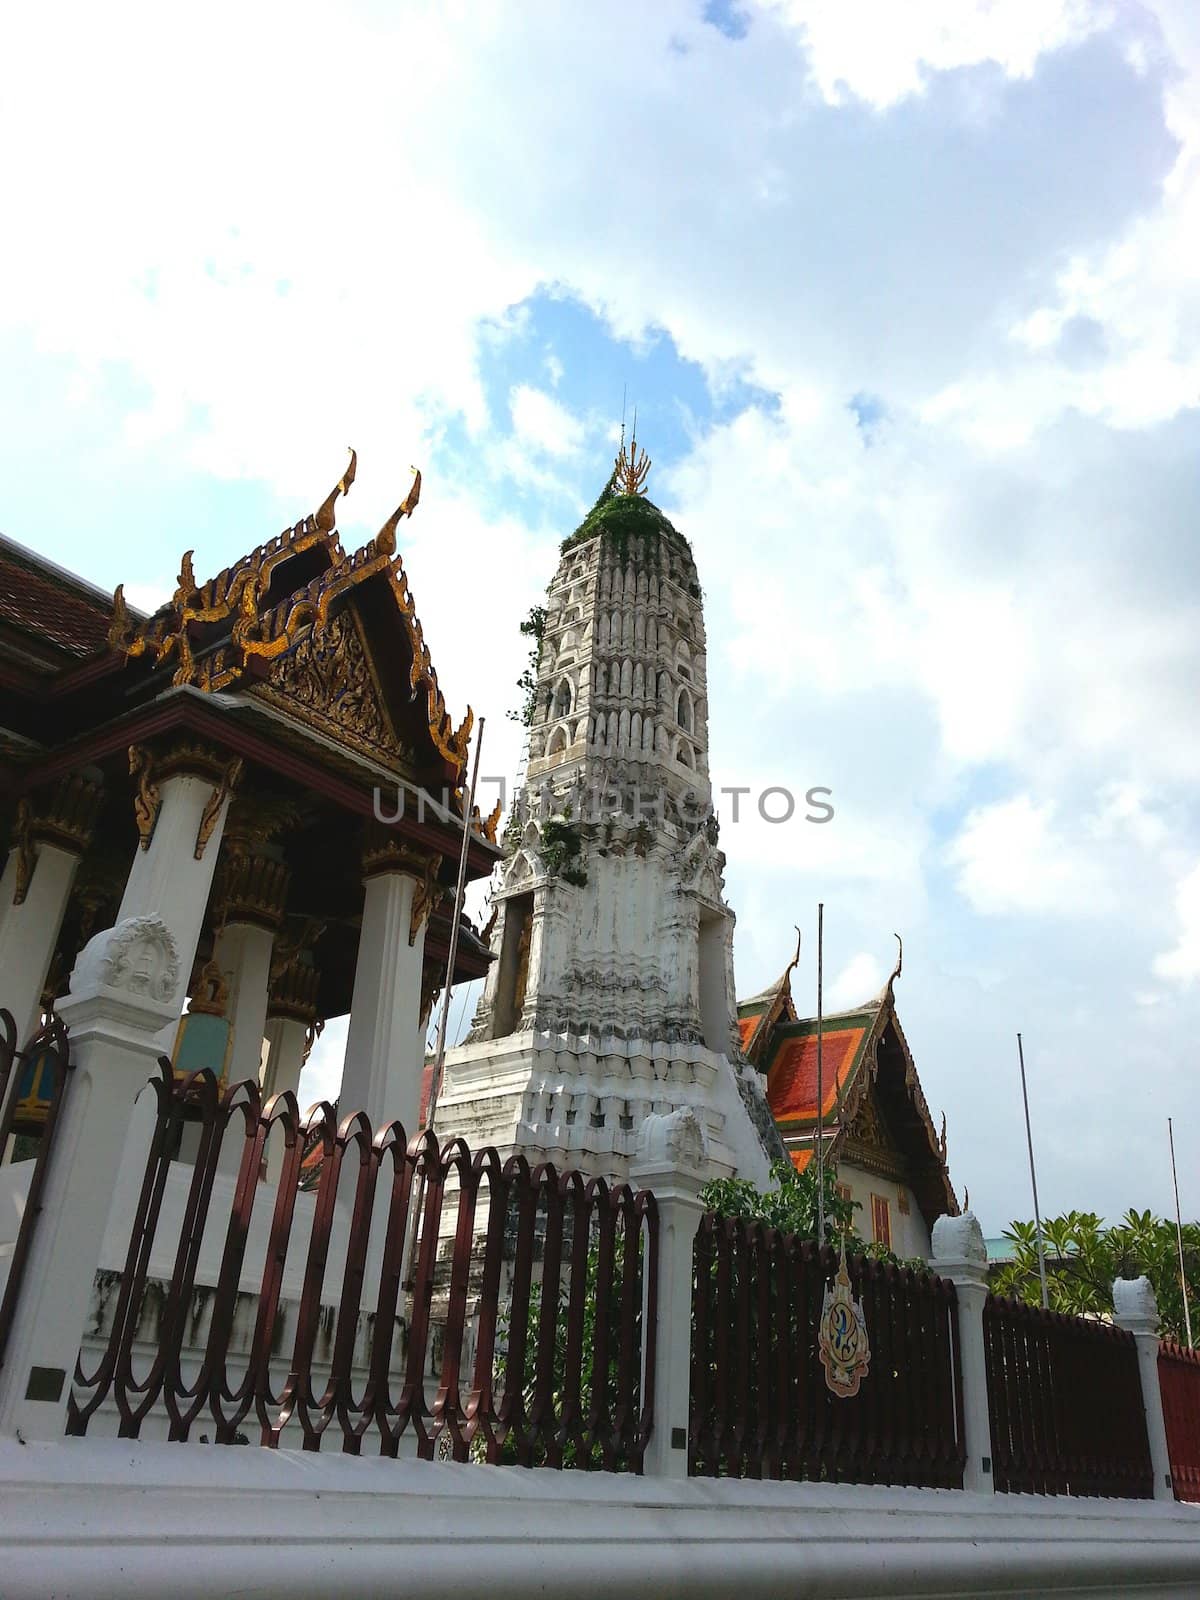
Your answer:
767;1023;868;1126
0;545;116;665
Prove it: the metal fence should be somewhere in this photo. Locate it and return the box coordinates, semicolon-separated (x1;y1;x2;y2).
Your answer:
983;1294;1152;1498
688;1214;965;1487
0;1008;72;1371
1159;1340;1200;1503
65;1063;657;1469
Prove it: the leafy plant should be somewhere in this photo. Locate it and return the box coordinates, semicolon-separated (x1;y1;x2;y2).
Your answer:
508;604;547;727
993;1208;1200;1344
702;1159;929;1272
540;808;587;887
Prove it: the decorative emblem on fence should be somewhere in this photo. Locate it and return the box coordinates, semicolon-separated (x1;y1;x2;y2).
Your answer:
818;1244;871;1398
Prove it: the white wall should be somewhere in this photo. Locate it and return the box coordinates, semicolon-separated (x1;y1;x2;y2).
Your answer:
837;1163;932;1260
2;1438;1199;1600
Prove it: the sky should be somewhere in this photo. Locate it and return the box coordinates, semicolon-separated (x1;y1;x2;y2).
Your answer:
3;0;1199;1236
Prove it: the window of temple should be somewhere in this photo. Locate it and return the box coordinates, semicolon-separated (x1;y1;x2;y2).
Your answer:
675;740;692;768
870;1194;892;1249
676;688;692;731
554;680;572;717
897;1189;911;1216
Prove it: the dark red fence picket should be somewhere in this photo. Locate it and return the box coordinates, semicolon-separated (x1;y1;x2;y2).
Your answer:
66;1062;657;1469
983;1294;1152;1498
688;1215;964;1488
1159;1340;1200;1503
0;1009;73;1372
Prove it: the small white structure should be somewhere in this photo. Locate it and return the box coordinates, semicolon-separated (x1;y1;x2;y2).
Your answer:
438;450;777;1184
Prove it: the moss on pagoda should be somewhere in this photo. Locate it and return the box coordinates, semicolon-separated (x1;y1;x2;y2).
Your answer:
560;474;692;565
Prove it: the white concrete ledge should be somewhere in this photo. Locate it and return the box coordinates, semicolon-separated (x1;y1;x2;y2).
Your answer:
0;1439;1198;1599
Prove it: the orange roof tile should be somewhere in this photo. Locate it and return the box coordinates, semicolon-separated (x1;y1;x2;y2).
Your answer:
789;1147;813;1173
737;1014;759;1052
767;1023;868;1126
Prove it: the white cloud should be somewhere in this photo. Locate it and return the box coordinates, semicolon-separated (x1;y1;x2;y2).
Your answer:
509;385;585;457
1153;862;1200;984
947;795;1107;916
828;950;883;1008
761;0;1107;110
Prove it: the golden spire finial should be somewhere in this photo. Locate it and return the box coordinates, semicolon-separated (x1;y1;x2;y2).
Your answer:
315;447;357;533
613;406;650;496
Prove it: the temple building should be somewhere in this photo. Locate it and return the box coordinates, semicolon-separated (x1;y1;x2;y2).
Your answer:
738;945;959;1259
0;451;498;1166
435;441;781;1184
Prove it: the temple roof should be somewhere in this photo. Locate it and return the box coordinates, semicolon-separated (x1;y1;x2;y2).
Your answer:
0;534;137;676
739;952;958;1229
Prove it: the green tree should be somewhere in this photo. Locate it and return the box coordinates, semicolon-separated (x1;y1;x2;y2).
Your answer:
992;1208;1200;1345
701;1159;928;1271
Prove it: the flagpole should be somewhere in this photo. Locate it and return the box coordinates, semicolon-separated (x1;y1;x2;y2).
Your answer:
1016;1032;1049;1310
1169;1116;1193;1347
816;902;825;1245
425;715;485;1133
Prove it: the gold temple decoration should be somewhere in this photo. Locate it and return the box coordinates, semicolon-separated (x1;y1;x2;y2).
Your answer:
409;851;445;946
107;456;472;777
213;848;290;930
10;799;34;906
614;431;651;497
194;756;244;861
268;920;325;1026
481;798;503;845
316;447;357;533
265;609;404;766
34;774;104;855
129;745;162;851
187;953;230;1018
817;1242;871;1399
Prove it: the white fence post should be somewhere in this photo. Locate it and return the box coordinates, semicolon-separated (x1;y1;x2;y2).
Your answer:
1112;1276;1176;1502
0;916;179;1441
931;1210;994;1493
630;1107;707;1480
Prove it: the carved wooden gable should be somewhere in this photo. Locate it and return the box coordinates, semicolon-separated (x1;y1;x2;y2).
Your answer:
258;606;411;769
842;1081;909;1186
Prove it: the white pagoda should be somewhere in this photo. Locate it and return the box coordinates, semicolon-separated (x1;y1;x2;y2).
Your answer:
437;440;779;1183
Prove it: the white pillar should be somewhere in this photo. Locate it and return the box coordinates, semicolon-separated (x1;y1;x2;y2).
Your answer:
115;771;234;1023
931;1210;994;1494
341;866;429;1132
0;916;179;1441
0;842;81;1044
214;922;273;1087
262;1016;311;1187
1112;1275;1175;1502
630;1107;708;1480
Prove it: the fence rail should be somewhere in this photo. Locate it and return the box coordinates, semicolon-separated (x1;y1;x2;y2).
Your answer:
983;1293;1152;1498
1159;1340;1200;1503
0;1008;72;1372
66;1062;657;1469
689;1215;965;1488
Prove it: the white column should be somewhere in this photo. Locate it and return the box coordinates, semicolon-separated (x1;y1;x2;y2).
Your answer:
341;868;428;1133
0;916;180;1440
931;1211;994;1494
1113;1276;1176;1502
115;772;234;1024
0;842;81;1044
262;1016;311;1187
630;1107;708;1480
214;922;273;1087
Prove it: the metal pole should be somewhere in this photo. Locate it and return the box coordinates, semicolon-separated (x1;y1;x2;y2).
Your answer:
816;902;825;1245
1169;1117;1193;1347
1016;1032;1049;1310
425;716;485;1133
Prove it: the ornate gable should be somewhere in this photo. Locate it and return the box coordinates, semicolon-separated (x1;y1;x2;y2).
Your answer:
841;1081;910;1186
256;605;410;768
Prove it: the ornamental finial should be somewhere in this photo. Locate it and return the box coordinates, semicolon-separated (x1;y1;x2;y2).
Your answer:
614;411;651;496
